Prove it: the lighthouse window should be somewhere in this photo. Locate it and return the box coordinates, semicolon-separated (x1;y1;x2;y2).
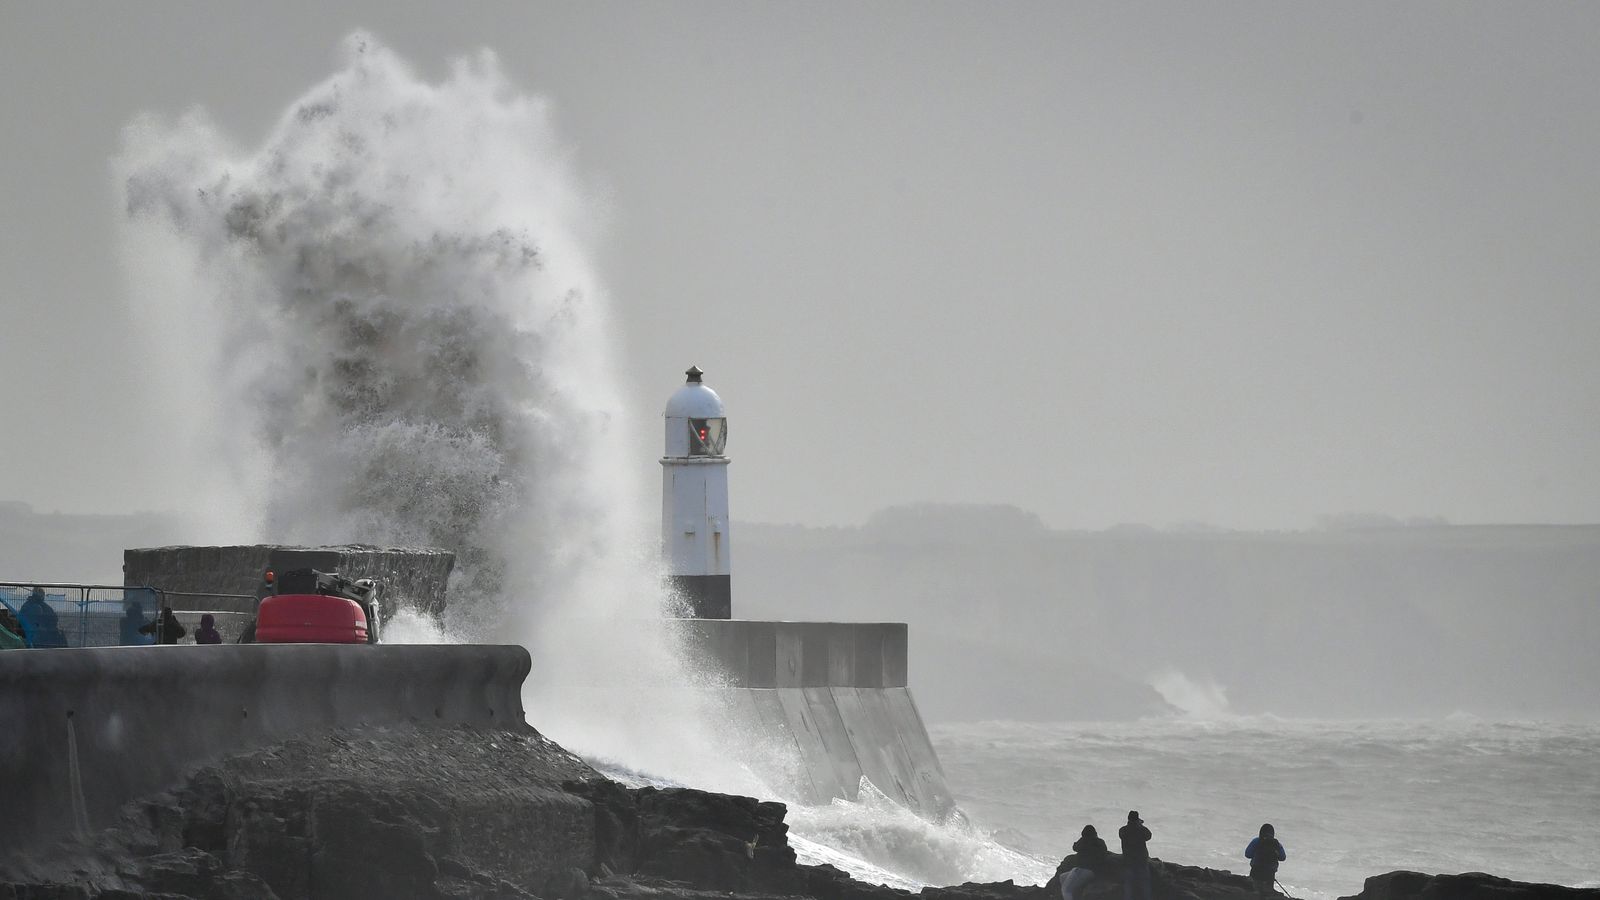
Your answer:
689;417;727;456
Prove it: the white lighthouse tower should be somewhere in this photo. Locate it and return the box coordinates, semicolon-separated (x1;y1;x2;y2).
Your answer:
661;365;731;618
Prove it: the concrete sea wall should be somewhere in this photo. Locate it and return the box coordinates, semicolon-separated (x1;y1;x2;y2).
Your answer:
0;644;527;849
677;620;954;818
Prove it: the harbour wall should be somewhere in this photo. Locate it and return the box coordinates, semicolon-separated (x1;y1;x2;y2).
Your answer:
0;644;528;849
675;619;954;818
101;548;950;829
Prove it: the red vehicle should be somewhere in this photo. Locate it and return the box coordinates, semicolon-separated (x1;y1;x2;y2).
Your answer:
254;569;383;645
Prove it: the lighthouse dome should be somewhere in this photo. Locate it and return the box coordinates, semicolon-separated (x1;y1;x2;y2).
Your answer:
664;366;728;458
664;382;725;419
664;366;726;419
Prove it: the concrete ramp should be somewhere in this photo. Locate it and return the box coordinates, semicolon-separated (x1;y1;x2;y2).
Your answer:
0;644;528;849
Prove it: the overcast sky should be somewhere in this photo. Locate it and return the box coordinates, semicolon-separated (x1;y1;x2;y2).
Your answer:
2;2;1598;530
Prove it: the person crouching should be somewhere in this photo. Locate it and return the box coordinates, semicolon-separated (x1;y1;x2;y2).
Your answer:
1057;824;1108;900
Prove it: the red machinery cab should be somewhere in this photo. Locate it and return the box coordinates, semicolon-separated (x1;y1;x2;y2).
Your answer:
255;592;369;644
253;568;381;644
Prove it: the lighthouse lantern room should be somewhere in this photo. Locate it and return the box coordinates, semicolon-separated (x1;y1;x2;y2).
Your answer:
661;365;732;618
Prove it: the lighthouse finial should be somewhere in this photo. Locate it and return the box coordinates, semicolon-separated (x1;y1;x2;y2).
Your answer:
685;365;704;384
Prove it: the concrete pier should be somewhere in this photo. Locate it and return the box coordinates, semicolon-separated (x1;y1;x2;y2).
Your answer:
678;620;954;818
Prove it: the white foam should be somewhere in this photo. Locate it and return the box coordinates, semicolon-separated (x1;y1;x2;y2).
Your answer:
1147;668;1234;720
786;780;1054;889
114;31;760;793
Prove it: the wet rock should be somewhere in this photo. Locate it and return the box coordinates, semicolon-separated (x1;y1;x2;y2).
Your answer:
4;724;1592;900
633;787;793;893
793;863;908;900
1340;871;1600;900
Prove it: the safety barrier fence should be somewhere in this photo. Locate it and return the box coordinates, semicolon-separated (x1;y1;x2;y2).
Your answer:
0;583;257;649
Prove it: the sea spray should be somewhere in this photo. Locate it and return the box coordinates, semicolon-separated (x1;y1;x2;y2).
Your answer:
113;33;794;793
110;35;1002;885
786;780;1054;888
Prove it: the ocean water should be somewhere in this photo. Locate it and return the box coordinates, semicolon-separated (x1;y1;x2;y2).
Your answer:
600;716;1599;897
926;718;1600;899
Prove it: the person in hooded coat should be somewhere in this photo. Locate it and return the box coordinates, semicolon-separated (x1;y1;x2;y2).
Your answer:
1057;824;1109;900
19;588;67;648
1244;823;1287;897
194;613;223;645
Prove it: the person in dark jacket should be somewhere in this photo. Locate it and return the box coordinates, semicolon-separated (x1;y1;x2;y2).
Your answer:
120;601;154;645
1057;825;1109;900
19;587;67;648
194;613;223;645
139;605;187;645
1244;823;1286;897
1119;811;1153;900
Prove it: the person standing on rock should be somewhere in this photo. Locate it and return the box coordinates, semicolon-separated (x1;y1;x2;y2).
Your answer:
1058;824;1109;900
1244;823;1286;897
1119;811;1153;900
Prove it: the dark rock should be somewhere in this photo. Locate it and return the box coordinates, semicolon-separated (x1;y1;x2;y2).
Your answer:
795;863;909;900
439;859;474;881
1034;855;1260;900
1;725;597;900
5;723;1593;900
562;780;641;875
1340;871;1600;900
0;886;98;900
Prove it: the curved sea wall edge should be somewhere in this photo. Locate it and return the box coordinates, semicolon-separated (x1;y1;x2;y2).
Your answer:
0;644;527;849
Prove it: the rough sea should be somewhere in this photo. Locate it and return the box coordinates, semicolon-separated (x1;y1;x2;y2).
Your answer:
916;718;1600;900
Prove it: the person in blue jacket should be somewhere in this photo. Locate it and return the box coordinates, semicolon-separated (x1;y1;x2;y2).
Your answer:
1245;823;1286;897
19;587;67;648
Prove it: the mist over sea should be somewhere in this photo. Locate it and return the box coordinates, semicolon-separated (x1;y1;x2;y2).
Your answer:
930;717;1600;900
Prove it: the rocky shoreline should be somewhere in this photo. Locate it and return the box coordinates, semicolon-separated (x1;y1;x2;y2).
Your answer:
1;724;1591;900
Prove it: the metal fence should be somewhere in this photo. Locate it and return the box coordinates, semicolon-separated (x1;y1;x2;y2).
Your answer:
0;583;257;648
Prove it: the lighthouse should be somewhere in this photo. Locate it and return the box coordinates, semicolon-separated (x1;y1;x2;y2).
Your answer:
661;365;731;618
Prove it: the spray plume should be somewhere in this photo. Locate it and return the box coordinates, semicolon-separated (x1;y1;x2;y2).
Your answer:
113;33;788;794
111;36;1037;886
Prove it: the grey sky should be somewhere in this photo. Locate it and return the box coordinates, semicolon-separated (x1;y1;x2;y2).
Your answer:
2;2;1598;530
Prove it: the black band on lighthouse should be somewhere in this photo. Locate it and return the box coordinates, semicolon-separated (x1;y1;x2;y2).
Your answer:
669;574;731;619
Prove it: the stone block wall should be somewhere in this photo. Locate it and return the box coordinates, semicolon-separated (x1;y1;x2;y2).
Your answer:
672;620;909;688
123;544;454;619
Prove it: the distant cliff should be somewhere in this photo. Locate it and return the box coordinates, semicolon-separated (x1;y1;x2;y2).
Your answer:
736;505;1600;722
4;500;1596;722
0;502;187;583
